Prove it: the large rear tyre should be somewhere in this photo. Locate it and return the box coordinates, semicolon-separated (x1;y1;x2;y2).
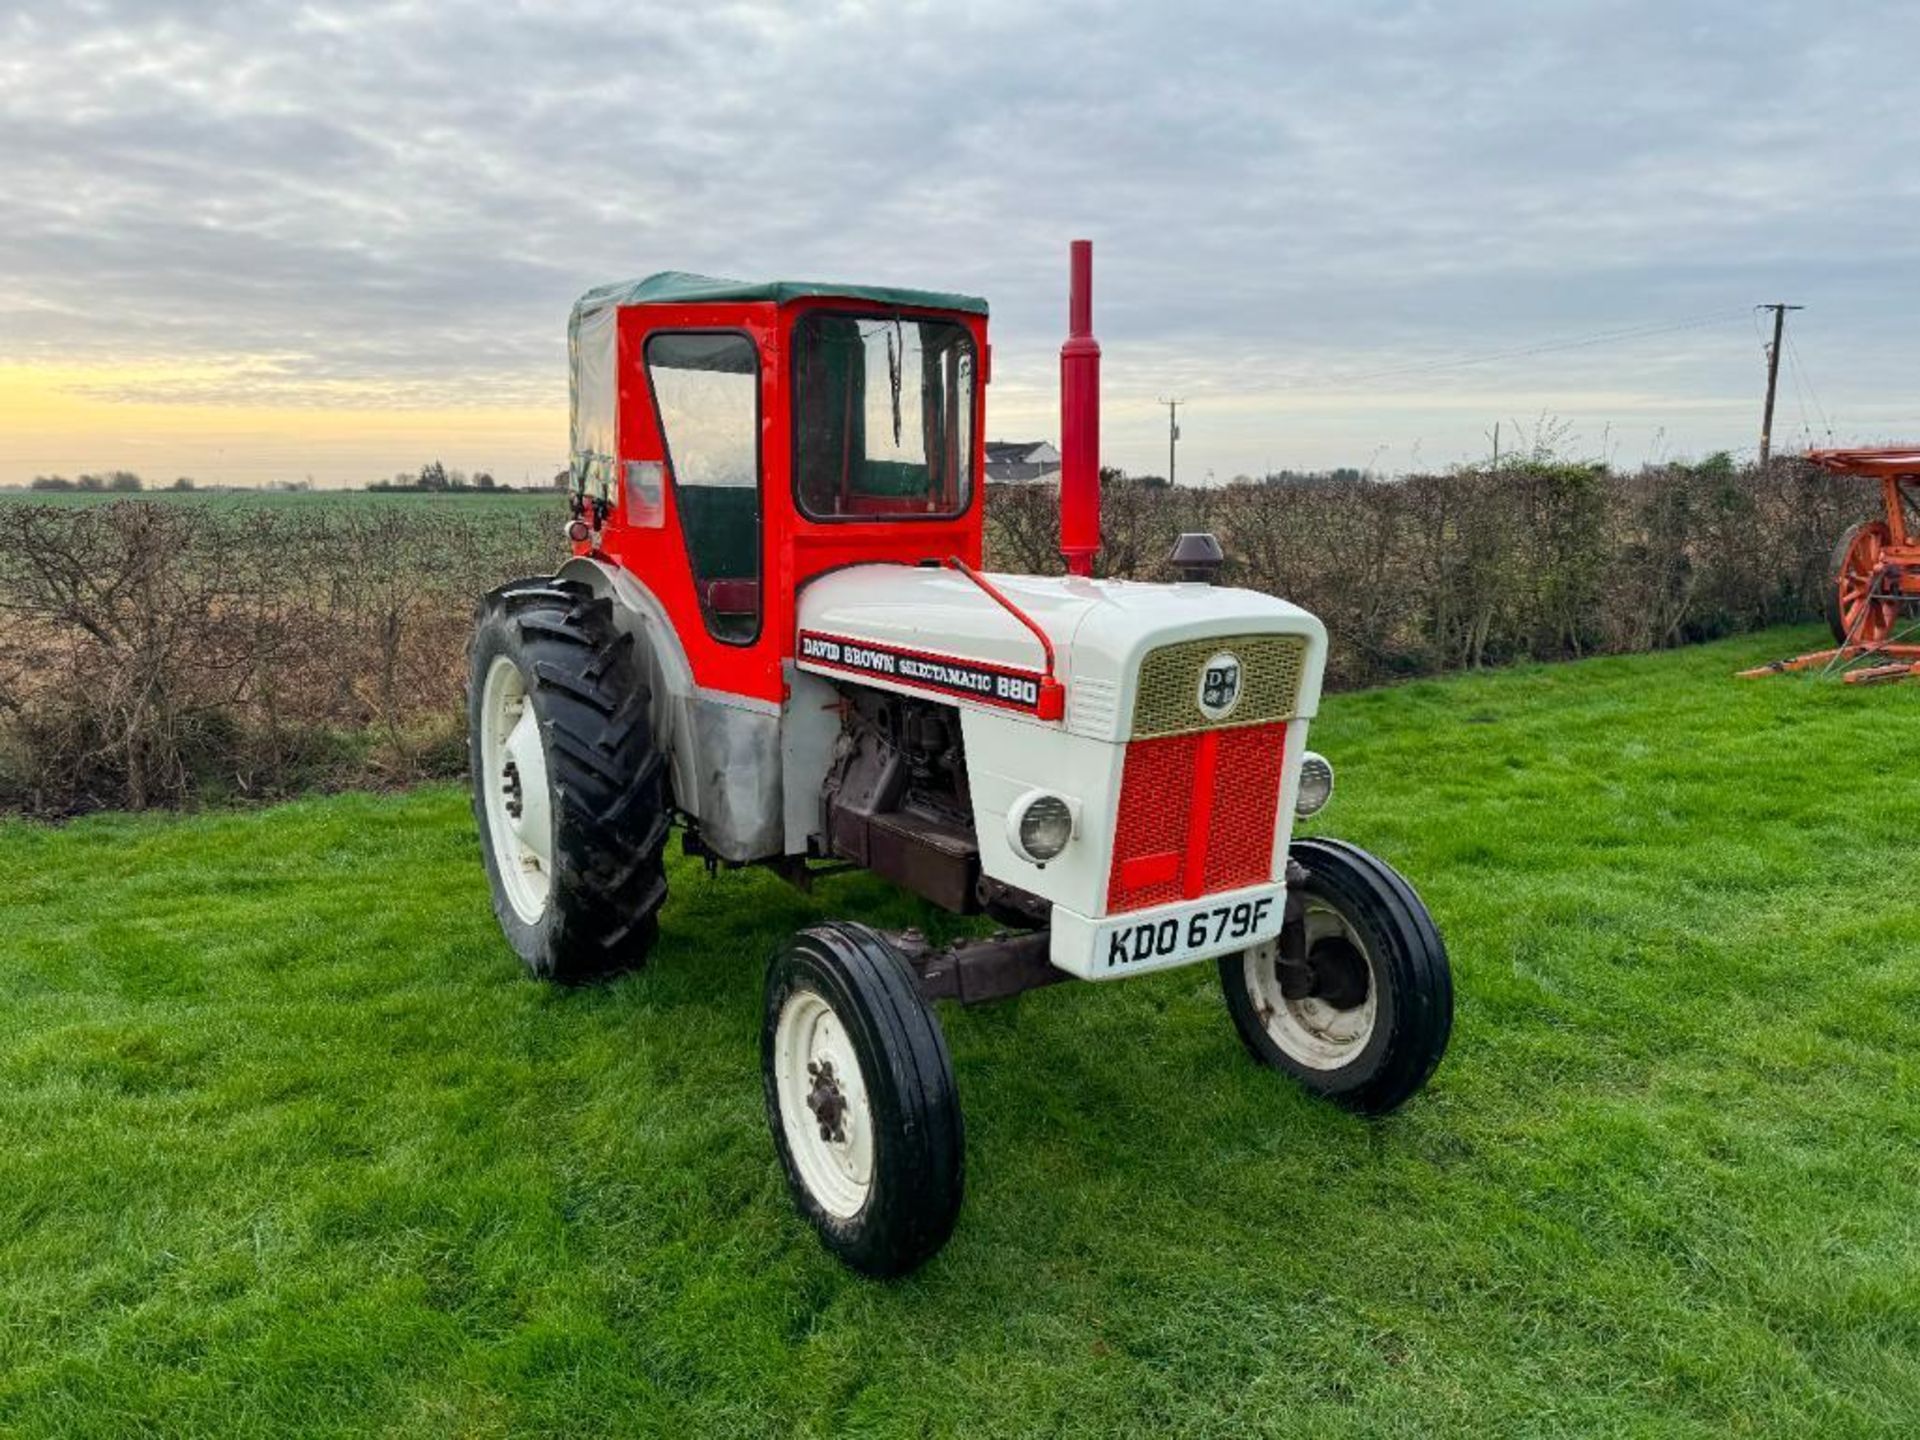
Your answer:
762;922;964;1277
1220;838;1452;1115
468;577;669;983
1826;520;1897;646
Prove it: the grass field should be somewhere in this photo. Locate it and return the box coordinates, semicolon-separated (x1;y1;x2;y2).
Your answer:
3;626;1918;1437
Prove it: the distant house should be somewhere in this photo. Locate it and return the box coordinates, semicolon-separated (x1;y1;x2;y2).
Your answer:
985;440;1061;484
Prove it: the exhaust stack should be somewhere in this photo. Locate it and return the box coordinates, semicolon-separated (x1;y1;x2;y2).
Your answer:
1058;239;1102;577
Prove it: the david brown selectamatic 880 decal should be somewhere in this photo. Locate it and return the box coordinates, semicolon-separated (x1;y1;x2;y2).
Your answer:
799;630;1048;713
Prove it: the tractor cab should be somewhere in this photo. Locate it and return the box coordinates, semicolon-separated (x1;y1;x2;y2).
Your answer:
565;273;990;708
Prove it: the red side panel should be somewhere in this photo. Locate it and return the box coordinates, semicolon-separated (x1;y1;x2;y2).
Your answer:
594;301;785;703
1106;723;1287;914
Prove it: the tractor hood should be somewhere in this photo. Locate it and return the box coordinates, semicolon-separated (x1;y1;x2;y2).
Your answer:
795;564;1327;741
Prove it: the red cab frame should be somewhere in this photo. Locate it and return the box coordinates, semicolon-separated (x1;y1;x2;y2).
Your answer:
583;296;989;705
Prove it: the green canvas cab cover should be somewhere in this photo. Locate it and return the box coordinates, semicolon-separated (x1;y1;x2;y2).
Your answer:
571;271;989;320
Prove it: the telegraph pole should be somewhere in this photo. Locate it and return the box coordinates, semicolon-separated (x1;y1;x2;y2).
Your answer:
1159;397;1184;485
1757;303;1803;466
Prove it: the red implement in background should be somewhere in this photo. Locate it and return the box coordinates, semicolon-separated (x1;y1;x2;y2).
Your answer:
1739;447;1920;683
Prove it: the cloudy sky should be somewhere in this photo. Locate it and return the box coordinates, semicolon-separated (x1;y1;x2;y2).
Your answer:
2;0;1915;486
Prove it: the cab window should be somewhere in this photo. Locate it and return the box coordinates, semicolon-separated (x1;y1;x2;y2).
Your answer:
645;331;761;644
793;313;974;521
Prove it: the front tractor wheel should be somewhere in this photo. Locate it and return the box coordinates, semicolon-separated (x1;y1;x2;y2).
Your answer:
762;923;964;1277
1220;838;1452;1115
468;578;669;983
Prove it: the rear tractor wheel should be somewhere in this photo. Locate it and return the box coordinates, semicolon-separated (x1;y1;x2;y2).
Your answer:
1220;838;1452;1115
1827;520;1898;646
762;923;964;1277
468;577;670;983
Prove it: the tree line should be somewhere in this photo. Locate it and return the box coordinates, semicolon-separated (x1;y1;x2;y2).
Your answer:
19;461;556;494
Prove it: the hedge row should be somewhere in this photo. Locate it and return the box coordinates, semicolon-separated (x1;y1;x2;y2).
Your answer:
0;459;1863;814
0;503;560;815
992;456;1859;688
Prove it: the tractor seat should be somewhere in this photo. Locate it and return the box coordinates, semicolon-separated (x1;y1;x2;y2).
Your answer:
701;578;761;617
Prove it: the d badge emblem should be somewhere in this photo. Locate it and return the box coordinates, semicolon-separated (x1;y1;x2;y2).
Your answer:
1197;652;1242;721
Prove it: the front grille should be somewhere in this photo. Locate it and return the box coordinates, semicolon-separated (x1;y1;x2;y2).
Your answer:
1131;633;1307;737
1106;721;1287;914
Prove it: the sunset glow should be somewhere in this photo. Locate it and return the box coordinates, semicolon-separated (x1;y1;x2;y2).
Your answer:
0;363;566;487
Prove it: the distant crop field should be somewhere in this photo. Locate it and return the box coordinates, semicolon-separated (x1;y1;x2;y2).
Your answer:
0;487;564;516
2;630;1916;1436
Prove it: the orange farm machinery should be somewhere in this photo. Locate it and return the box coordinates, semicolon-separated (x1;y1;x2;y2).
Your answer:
1741;447;1920;683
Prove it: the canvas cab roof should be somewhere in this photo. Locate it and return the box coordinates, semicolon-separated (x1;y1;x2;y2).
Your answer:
571;271;990;322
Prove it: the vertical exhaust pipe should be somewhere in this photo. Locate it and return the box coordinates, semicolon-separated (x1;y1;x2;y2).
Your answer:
1058;239;1101;577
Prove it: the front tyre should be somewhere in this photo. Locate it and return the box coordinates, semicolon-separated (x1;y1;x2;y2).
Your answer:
762;923;964;1277
1219;838;1452;1115
468;578;669;983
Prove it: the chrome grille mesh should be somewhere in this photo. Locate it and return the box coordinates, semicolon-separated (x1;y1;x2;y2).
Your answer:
1130;633;1307;737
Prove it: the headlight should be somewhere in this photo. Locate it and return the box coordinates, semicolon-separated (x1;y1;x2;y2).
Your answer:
1295;752;1334;816
1009;790;1075;865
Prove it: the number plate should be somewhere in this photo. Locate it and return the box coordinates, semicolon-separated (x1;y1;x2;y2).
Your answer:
1091;888;1284;977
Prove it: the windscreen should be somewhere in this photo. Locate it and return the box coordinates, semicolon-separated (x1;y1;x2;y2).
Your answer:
792;313;975;520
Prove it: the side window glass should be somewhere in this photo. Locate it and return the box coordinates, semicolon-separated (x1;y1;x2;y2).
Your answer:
645;333;761;644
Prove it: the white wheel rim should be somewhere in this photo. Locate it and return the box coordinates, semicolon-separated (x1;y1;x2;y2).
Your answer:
773;987;875;1220
1243;898;1378;1070
479;654;553;925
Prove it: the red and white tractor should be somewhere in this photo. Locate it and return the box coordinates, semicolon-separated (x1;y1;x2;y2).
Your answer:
468;243;1453;1275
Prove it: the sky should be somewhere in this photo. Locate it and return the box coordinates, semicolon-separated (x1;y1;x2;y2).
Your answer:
2;0;1916;487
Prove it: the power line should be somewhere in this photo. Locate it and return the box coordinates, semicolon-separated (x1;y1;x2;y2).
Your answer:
1785;330;1834;443
1783;338;1815;446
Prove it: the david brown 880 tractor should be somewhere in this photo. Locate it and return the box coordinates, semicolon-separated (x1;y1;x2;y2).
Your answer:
469;243;1453;1275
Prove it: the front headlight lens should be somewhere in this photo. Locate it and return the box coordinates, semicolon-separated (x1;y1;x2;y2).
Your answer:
1295;752;1334;816
1013;792;1074;864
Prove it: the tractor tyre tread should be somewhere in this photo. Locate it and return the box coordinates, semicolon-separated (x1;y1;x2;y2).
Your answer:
469;575;670;983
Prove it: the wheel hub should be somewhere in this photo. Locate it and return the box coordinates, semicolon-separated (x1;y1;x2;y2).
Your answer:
1305;935;1369;1010
501;759;524;820
1245;898;1380;1071
773;990;875;1220
806;1059;849;1143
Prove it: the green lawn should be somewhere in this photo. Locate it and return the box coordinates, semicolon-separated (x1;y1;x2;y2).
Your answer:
3;627;1917;1437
